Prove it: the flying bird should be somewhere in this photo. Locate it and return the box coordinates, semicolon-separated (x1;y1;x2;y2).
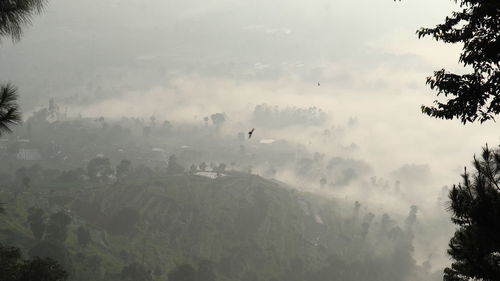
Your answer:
248;128;255;139
318;82;321;86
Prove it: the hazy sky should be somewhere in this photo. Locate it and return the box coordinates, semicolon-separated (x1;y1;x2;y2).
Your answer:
1;0;462;107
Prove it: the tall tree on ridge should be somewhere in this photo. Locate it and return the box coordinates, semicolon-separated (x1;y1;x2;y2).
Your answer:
443;146;500;281
27;207;46;240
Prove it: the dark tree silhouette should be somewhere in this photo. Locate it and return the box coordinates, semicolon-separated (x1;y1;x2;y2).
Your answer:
0;0;47;41
27;207;46;240
87;156;113;182
0;242;68;281
443;146;500;280
75;226;91;248
116;159;132;178
22;176;30;190
216;163;226;173
418;0;500;124
189;164;197;174
0;84;21;136
28;241;71;274
199;162;207;171
45;211;71;242
167;154;184;174
210;113;226;131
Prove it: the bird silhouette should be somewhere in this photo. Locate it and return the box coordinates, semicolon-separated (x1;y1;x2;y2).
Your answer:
318;82;321;86
248;128;255;139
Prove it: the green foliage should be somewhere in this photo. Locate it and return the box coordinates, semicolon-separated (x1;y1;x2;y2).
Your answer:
444;146;500;280
15;257;68;281
27;208;45;240
418;0;500;124
0;242;68;281
0;165;441;281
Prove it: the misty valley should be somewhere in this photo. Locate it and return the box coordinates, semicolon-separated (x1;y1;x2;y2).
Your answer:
1;102;448;281
1;0;499;281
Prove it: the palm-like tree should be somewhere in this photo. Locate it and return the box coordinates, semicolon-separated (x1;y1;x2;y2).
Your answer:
0;83;21;136
1;0;48;134
0;0;47;41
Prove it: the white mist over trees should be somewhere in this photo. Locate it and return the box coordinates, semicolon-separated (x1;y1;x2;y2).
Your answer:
0;0;499;280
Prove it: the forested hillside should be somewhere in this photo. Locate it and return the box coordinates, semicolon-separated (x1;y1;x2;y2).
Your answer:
0;163;441;281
